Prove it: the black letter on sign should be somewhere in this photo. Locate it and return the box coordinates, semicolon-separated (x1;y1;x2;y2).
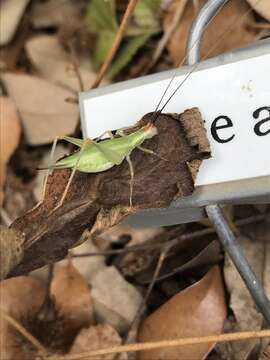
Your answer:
253;106;270;136
211;115;235;143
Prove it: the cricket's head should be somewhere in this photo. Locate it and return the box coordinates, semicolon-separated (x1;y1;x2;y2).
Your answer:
143;122;158;139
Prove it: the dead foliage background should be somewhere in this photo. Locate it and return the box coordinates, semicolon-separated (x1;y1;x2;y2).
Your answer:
0;0;269;359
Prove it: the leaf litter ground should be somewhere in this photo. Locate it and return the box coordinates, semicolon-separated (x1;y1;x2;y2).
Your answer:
1;0;270;359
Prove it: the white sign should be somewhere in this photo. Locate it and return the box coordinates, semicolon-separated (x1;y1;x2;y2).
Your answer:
80;53;270;187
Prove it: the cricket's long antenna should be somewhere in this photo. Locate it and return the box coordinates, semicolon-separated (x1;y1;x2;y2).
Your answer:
154;0;227;115
157;0;261;114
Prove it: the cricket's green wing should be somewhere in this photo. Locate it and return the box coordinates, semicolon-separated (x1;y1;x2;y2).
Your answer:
62;135;124;165
97;140;125;165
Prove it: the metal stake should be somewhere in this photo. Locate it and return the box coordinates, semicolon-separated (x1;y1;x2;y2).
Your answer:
206;205;270;324
186;0;270;326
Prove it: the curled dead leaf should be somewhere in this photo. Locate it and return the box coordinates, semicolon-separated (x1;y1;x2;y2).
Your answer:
9;108;210;276
138;266;227;360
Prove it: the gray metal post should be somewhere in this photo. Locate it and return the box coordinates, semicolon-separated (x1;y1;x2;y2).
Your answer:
186;0;270;325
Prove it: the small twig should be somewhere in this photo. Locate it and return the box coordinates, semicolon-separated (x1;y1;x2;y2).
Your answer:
117;242;173;355
90;0;139;89
71;213;268;258
248;20;270;29
49;329;270;359
0;308;49;357
37;264;54;321
68;42;84;92
192;0;200;12
145;0;188;73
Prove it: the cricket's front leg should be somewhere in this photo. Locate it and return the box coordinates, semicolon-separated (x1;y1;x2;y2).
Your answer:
137;145;168;162
125;154;134;207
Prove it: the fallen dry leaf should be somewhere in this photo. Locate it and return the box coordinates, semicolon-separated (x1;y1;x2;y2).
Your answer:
90;266;142;333
217;232;270;359
0;276;45;360
246;0;270;21
116;227;183;278
0;96;21;204
31;0;84;29
71;236;107;282
25;35;103;92
8;108;211;277
50;260;95;334
1;73;78;145
0;0;30;46
69;324;127;360
163;0;257;66
0;262;96;357
135;239;222;284
138;266;226;360
259;343;270;360
0;226;25;280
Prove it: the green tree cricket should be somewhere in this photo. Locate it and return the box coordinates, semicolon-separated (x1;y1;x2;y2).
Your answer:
43;121;163;211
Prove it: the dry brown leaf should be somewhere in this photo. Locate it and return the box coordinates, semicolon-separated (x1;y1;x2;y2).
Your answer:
0;276;45;360
90;266;142;333
217;232;270;359
25;35;105;92
69;324;127;360
0;96;21;204
31;0;84;29
1;73;78;145
163;0;257;66
135;239;222;284
50;261;95;334
138;266;226;360
0;226;25;280
0;0;30;46
259;343;270;360
246;0;270;21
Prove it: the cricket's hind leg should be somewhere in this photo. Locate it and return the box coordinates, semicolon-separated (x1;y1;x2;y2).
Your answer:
32;136;60;211
42;136;59;199
38;135;82;207
125;154;134;208
50;138;92;214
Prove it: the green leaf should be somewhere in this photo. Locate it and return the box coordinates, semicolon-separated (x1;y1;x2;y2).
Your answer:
133;0;161;34
94;31;117;67
86;0;118;66
85;0;161;75
86;0;118;33
107;32;151;79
